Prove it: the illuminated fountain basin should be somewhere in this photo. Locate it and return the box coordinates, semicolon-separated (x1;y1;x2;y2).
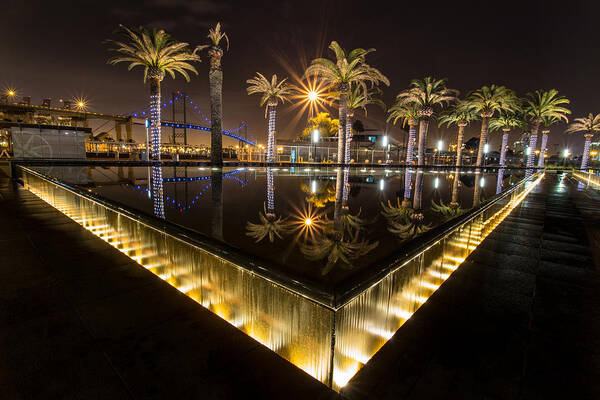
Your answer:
16;165;543;391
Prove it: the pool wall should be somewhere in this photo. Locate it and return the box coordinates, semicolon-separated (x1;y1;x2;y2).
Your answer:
16;165;543;391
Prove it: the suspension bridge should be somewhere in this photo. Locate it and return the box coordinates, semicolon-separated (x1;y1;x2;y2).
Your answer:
128;91;255;146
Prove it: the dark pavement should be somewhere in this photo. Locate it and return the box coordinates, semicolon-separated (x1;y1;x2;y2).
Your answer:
343;171;600;400
0;169;336;400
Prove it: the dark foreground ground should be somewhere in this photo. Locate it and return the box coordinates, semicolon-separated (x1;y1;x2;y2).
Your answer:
1;169;599;399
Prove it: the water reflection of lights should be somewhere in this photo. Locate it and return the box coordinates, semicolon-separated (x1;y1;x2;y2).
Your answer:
22;167;546;393
290;204;325;240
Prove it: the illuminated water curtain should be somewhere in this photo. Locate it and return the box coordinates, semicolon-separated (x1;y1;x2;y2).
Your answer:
18;166;544;392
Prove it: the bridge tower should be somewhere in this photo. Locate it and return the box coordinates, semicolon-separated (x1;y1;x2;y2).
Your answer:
170;91;188;145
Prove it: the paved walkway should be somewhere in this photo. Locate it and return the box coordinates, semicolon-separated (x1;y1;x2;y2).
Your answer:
2;169;599;399
343;171;600;399
0;171;336;399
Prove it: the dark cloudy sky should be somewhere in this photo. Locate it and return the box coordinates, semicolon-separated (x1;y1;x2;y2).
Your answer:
2;0;598;154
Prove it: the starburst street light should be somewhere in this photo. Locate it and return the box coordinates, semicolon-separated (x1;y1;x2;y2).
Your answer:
289;75;329;119
73;97;88;111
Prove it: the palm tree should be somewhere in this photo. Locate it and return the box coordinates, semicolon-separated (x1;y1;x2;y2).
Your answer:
387;102;420;165
393;77;458;165
438;100;478;167
305;41;389;164
537;115;560;168
565;113;600;170
106;25;200;160
246;73;293;162
523;90;570;172
344;85;385;163
466;85;517;167
196;23;229;165
489;112;523;167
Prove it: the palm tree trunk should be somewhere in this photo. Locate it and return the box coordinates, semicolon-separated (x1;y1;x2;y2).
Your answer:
496;167;504;195
345;116;352;164
456;124;465;167
149;78;162;160
413;169;423;210
499;131;509;167
526;124;539;176
266;167;275;216
451;169;460;206
211;169;224;240
337;93;348;164
334;169;344;229
403;169;412;208
406;121;416;165
476;117;489;167
209;63;223;165
266;105;276;162
581;134;593;170
416;119;429;165
151;165;165;219
537;132;549;168
473;171;482;207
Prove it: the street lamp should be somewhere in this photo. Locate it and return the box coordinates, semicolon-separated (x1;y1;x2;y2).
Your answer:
382;135;389;163
311;129;319;162
437;140;443;164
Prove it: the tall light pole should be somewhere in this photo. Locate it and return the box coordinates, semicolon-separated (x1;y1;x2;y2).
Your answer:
483;143;489;166
311;129;319;162
437;140;443;165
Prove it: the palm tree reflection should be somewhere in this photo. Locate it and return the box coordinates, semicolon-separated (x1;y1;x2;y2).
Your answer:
211;168;224;240
299;169;377;276
382;168;431;241
151;165;165;219
246;168;291;243
431;169;466;219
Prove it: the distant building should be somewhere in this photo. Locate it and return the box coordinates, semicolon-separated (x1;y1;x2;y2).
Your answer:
5;122;90;159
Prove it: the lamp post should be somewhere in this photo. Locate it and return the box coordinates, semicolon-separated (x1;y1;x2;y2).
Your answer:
483;143;489;166
437;140;443;165
563;148;569;167
382;135;389;164
311;129;319;162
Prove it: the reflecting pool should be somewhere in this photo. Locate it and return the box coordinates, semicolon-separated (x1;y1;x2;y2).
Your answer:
18;164;540;390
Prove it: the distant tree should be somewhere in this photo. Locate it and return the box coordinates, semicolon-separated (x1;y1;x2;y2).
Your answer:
300;112;339;139
438;100;478;166
352;119;365;133
523;89;570;171
106;25;201;160
565;113;600;170
466;85;517;167
387;102;421;165
196;22;229;165
246;73;293;162
489;112;524;167
306;41;389;163
392;77;458;165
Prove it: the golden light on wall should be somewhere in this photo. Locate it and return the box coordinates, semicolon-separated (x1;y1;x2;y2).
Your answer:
17;166;545;392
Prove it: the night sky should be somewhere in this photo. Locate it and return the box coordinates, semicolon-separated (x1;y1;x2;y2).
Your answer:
3;0;598;154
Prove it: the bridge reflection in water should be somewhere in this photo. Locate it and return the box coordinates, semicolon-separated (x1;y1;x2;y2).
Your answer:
17;165;543;391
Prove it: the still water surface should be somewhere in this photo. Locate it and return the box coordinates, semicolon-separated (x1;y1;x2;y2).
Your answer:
35;165;519;287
